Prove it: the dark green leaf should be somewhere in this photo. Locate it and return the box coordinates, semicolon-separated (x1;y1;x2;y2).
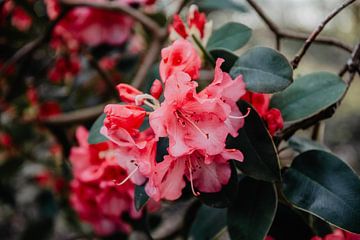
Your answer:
207;22;252;51
135;185;149;211
270;72;347;122
196;0;247;12
228;177;277;240
189;205;227;240
288;136;330;153
198;162;239;208
155;137;169;163
88;113;107;144
210;49;238;72
282;150;360;233
226;101;281;182
230;47;293;93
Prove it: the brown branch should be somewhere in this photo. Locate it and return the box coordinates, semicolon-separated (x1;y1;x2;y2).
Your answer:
41;103;106;127
291;0;357;69
0;10;68;76
60;0;167;39
83;50;119;100
279;43;360;141
245;0;353;54
132;39;163;89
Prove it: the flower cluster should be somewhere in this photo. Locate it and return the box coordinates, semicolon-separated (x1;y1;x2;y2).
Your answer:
69;127;141;236
1;0;32;31
241;91;283;135
99;27;248;201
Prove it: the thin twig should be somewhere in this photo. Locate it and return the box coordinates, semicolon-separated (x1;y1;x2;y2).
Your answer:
291;0;357;69
132;39;162;89
83;50;119;100
245;0;353;54
60;0;167;38
279;43;360;140
0;10;68;76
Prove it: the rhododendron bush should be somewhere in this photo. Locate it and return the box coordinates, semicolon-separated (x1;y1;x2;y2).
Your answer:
0;0;360;239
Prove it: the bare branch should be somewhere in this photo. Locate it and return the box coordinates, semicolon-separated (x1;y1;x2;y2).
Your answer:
83;50;119;100
245;0;353;54
60;0;167;39
279;43;360;141
291;0;357;69
0;10;68;76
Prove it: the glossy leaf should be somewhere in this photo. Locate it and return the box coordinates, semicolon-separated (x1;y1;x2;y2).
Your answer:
198;162;239;208
270;72;347;122
230;47;293;93
135;185;149;211
228;177;277;240
288;136;330;153
207;22;252;51
226;101;281;182
282;150;360;233
210;49;238;72
189;205;227;240
88;113;107;144
196;0;247;12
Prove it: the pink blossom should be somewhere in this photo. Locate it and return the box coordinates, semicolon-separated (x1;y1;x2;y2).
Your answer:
69;126;141;236
172;15;188;39
151;58;246;157
116;83;143;104
102;104;147;149
311;229;360;240
2;1;32;31
150;79;163;99
159;39;201;82
48;55;80;83
44;0;61;20
145;149;243;201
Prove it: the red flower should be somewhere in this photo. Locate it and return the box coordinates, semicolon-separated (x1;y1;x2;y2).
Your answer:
38;101;61;120
116;83;143;104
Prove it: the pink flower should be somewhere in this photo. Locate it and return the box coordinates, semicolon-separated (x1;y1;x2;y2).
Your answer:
150;79;163;99
44;0;61;20
102;104;147;149
116;83;143;104
263;108;283;136
2;1;32;31
48;55;80;83
69;126;141;236
151;58;246;157
187;5;207;38
159;39;201;82
145;149;243;201
172;15;188;39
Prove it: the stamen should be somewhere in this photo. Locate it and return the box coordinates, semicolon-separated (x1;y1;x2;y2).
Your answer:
113;167;138;186
98;150;116;159
188;158;200;197
178;110;209;139
135;94;160;109
229;107;251;119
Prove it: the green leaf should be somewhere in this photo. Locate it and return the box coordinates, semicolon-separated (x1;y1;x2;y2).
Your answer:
228;177;277;240
135;185;149;211
226;101;281;182
198;162;239;208
230;47;293;93
88;113;107;144
207;22;252;51
189;205;227;240
270;72;347;122
282;150;360;233
210;49;238;72
288;136;330;153
196;0;247;12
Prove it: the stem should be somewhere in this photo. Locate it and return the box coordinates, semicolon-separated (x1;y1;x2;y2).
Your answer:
191;34;215;66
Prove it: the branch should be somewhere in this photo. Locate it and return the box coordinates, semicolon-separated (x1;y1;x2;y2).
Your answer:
60;0;167;39
83;50;119;100
291;0;357;69
132;39;162;89
279;43;360;140
0;10;68;76
245;0;353;54
41;104;106;127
